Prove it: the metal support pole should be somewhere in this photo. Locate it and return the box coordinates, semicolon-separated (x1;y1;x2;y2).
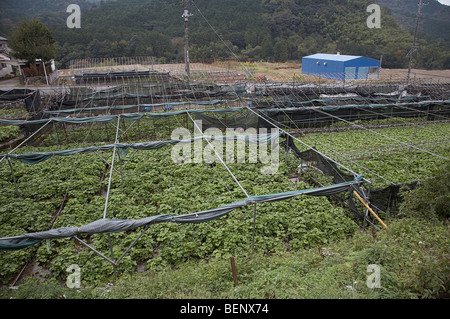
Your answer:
115;225;151;265
101;116;121;278
103;116;121;219
74;236;116;265
8;120;51;155
362;181;372;230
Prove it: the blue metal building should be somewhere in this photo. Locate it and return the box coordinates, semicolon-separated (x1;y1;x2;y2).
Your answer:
301;53;380;80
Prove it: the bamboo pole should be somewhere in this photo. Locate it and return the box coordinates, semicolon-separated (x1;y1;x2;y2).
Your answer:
353;190;388;229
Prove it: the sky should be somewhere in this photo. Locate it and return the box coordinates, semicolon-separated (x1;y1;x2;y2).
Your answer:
437;0;450;5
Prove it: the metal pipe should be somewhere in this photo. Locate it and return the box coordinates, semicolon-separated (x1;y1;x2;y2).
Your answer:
73;236;116;265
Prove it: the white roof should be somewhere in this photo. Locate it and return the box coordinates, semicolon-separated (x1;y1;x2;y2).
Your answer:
303;53;363;62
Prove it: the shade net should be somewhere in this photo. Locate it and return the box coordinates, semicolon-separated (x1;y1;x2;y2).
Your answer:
0;176;363;251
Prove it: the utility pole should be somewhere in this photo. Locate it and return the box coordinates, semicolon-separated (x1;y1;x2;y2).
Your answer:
406;0;427;85
182;0;193;85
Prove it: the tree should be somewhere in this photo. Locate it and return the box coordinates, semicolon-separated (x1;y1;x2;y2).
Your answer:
261;34;273;61
9;19;57;74
274;39;288;62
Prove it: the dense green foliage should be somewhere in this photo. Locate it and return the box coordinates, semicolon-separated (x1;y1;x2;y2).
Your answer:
0;136;357;286
0;114;449;298
296;122;450;187
99;216;450;299
1;0;449;69
400;161;450;221
0;125;20;143
8;19;57;65
379;0;450;43
2;216;449;299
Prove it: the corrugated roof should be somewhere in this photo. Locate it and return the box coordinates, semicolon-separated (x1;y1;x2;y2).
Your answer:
0;36;7;41
303;53;362;62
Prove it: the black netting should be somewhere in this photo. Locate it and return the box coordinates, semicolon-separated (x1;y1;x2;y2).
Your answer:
259;102;450;129
194;109;259;130
282;133;421;219
281;134;364;219
369;181;419;216
0;89;41;113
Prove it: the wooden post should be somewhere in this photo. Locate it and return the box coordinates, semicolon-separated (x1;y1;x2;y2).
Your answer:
53;122;59;145
7;156;19;196
63;123;70;144
186;112;189;131
230;256;238;286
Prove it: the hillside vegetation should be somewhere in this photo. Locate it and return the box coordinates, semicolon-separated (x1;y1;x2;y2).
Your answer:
0;0;449;70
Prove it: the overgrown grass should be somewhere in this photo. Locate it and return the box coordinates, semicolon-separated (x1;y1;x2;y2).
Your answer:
2;216;448;299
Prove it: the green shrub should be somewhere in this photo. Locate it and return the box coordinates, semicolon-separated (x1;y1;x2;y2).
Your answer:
399;162;450;221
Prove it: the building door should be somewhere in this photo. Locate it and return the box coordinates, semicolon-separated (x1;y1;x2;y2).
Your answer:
358;67;369;80
345;67;356;80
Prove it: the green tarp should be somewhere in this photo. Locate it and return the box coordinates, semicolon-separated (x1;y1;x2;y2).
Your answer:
44;99;241;115
1;132;279;165
2;100;448;126
275;95;432;107
0;107;246;126
264;99;450;113
0;175;364;251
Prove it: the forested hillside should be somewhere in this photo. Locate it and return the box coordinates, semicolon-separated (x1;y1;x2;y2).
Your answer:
378;0;450;42
0;0;449;69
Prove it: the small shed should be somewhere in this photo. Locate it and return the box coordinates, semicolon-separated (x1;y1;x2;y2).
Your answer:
301;53;380;80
